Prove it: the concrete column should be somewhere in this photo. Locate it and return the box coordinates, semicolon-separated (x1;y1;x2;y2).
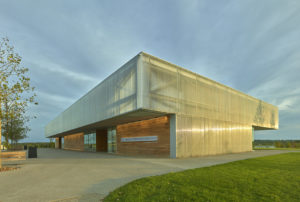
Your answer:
136;53;144;109
170;114;176;158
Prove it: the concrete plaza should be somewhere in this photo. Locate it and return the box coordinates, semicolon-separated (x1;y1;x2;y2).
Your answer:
0;149;292;202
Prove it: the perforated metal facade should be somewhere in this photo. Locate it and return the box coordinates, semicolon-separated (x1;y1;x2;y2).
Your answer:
45;56;138;137
45;52;278;158
139;53;278;157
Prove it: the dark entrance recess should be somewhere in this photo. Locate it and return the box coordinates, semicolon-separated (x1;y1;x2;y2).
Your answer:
59;137;62;149
96;129;108;152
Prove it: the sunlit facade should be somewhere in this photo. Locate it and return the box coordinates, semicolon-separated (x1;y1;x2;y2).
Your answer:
47;52;278;158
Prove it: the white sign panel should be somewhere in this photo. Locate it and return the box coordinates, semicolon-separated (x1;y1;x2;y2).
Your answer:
121;136;158;142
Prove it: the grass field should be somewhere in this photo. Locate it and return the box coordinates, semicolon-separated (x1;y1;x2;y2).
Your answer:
104;152;300;202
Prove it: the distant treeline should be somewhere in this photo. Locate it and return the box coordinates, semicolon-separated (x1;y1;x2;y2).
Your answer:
15;142;55;149
254;140;300;148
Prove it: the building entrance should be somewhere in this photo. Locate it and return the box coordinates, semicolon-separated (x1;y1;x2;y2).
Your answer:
84;132;96;152
107;127;117;153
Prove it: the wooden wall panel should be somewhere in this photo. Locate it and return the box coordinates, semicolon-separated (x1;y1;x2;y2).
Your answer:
117;116;170;157
55;137;60;149
96;129;107;152
64;133;84;151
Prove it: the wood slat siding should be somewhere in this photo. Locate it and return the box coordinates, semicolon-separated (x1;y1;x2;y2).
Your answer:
55;137;60;149
116;116;170;156
96;129;108;152
1;151;26;161
64;133;84;151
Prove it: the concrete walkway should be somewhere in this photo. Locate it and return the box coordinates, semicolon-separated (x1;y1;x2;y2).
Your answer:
0;149;294;202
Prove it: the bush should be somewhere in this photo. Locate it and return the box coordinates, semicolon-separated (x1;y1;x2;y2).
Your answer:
16;142;55;149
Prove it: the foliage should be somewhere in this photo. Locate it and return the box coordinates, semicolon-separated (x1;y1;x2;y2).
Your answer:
2;103;30;145
253;140;300;149
254;148;300;151
9;116;30;144
16;142;55;149
0;37;37;147
104;153;300;202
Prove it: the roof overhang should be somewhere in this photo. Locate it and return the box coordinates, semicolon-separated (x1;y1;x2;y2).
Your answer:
47;109;170;138
253;125;277;130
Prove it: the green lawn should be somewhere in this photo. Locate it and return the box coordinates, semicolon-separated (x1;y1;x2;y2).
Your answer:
104;152;300;202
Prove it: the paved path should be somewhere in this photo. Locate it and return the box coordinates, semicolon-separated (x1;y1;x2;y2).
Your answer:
0;149;294;202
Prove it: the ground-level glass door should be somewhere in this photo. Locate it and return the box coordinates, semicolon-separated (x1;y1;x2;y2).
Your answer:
107;127;117;153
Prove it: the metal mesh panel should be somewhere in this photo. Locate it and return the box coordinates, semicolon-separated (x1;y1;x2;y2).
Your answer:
139;53;278;157
45;56;138;137
45;52;278;158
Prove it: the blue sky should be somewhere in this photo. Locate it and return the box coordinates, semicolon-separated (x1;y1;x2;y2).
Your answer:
0;0;299;141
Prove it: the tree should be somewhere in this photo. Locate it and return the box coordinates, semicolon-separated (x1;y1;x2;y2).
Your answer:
0;37;37;168
2;101;30;146
275;141;283;148
10;118;30;145
1;88;32;148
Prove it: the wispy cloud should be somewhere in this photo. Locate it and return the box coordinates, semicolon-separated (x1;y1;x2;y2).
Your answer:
33;59;99;83
0;0;299;141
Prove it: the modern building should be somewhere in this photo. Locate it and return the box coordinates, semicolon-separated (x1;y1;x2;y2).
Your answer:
45;52;278;158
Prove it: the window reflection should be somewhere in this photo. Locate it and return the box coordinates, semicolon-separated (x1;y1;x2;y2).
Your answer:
84;132;96;152
108;127;116;153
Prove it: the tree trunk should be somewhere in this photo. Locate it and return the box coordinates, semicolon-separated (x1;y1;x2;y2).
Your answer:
4;99;9;149
0;119;2;169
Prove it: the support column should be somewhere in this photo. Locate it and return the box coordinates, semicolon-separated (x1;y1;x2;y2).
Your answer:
170;114;177;158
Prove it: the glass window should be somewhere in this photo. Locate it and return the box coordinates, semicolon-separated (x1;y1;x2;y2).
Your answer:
107;127;116;153
84;132;96;152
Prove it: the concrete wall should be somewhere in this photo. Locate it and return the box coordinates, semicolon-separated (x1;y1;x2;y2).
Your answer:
116;116;170;156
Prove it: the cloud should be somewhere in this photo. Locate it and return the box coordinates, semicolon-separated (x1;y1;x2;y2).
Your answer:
278;97;298;111
32;58;99;83
1;0;300;141
37;91;75;107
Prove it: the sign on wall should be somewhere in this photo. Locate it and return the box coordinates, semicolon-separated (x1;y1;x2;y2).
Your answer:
121;136;158;142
